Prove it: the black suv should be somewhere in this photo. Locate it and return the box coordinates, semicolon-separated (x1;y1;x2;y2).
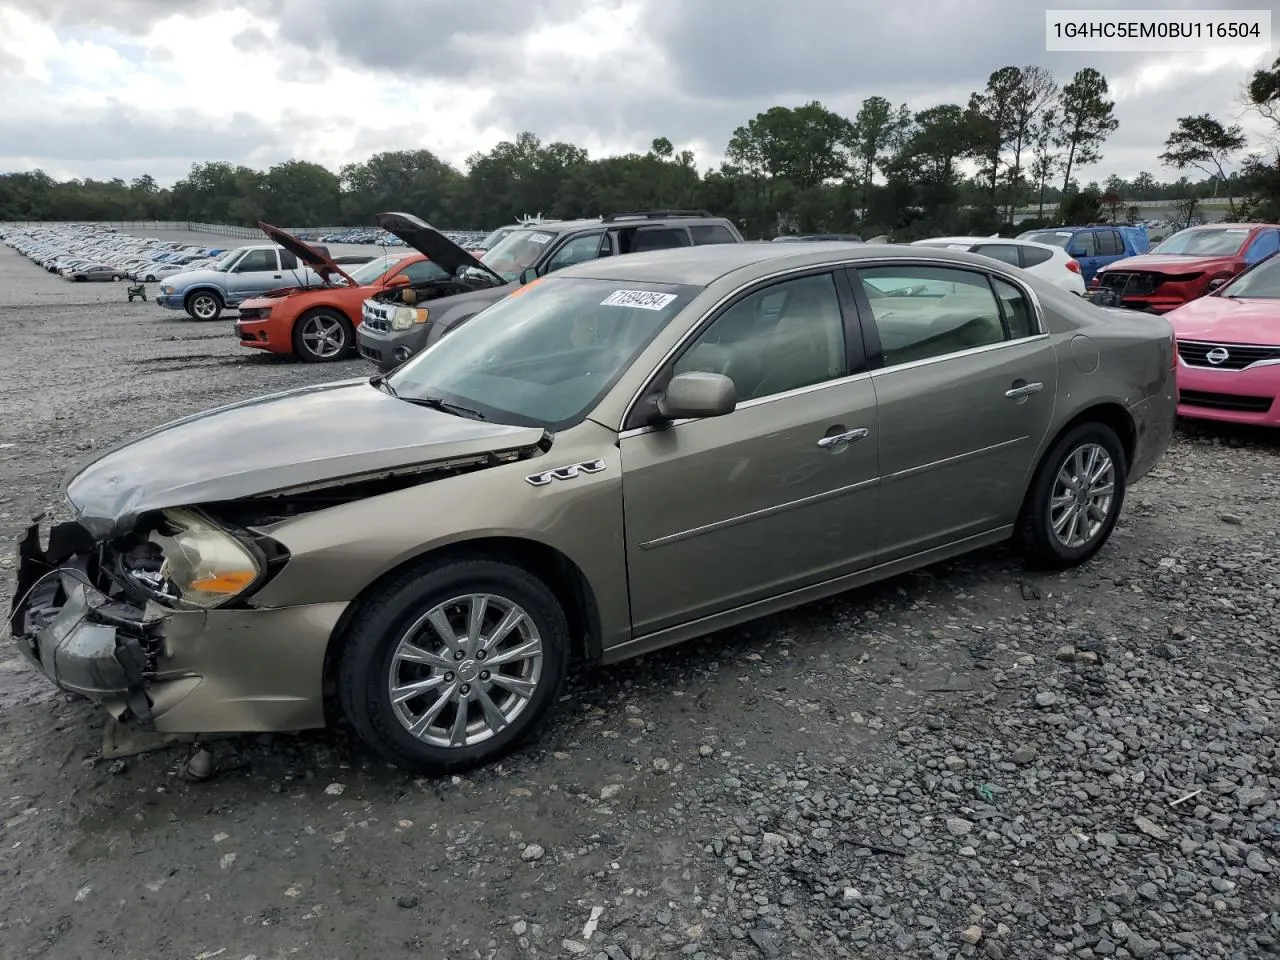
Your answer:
356;210;744;371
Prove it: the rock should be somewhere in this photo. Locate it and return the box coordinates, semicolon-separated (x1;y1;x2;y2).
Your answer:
1236;785;1268;808
599;784;623;801
652;758;671;773
562;940;589;955
698;745;714;757
396;895;419;908
960;925;983;944
747;930;781;958
512;921;527;936
1055;645;1076;661
1133;816;1168;840
1126;933;1159;958
945;756;967;772
1246;850;1272;873
186;748;214;780
1011;745;1038;765
324;783;345;796
521;844;545;862
1034;691;1058;708
946;818;974;836
1218;513;1243;525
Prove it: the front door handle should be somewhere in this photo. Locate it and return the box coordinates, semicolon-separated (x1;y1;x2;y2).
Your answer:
1005;381;1044;399
817;428;869;448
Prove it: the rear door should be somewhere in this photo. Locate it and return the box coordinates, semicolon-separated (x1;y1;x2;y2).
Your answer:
1095;228;1126;271
1068;230;1104;283
848;261;1058;561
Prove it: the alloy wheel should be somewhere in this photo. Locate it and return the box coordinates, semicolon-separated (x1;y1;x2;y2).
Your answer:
191;295;218;320
301;314;347;359
1049;442;1116;549
387;593;544;749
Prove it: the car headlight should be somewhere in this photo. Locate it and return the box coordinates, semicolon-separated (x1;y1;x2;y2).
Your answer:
161;284;175;294
390;306;429;331
149;508;261;608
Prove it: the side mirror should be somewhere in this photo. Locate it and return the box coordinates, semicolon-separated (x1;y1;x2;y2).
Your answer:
656;372;737;420
1207;277;1228;292
519;266;538;284
385;274;411;287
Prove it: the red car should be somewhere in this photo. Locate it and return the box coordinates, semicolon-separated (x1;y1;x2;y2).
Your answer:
1090;223;1280;314
1167;250;1280;426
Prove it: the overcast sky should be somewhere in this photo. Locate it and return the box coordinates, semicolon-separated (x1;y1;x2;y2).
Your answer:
0;0;1274;188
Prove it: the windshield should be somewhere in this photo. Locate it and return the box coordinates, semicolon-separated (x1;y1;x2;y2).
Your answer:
1221;254;1280;298
210;248;245;272
477;226;517;250
346;255;407;285
1018;231;1071;248
386;276;700;429
1151;227;1250;256
480;228;559;281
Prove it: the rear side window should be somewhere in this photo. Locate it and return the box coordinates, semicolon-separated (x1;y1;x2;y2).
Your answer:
280;250;299;270
626;227;692;253
1021;245;1053;267
689;224;737;245
1074;231;1099;256
1096;230;1122;255
971;243;1022;267
992;277;1037;339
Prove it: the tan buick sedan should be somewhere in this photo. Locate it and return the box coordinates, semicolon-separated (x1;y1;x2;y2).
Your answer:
10;234;1178;773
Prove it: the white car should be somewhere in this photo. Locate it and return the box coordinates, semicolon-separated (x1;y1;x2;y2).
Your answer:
911;236;1086;295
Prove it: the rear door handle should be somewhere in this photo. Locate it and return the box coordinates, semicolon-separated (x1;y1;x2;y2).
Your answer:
817;428;869;448
1005;381;1043;399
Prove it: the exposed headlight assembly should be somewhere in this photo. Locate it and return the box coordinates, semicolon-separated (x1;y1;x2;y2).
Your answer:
390;306;429;331
149;508;263;608
160;285;175;294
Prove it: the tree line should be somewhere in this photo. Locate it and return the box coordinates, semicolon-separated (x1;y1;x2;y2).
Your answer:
2;60;1277;240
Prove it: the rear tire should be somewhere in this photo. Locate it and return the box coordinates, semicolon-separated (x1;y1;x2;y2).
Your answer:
338;559;569;774
1017;421;1127;569
293;308;355;362
185;290;223;321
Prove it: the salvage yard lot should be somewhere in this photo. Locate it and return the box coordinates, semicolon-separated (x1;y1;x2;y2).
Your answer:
0;239;1277;960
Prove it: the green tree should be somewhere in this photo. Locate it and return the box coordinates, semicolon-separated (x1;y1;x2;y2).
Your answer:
263;159;342;226
1055;67;1119;196
1027;108;1060;218
1159;114;1246;214
1004;65;1058;219
847;96;898;217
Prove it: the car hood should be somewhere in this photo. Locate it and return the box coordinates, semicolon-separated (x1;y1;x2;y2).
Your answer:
1100;254;1239;275
1167;295;1280;343
376;212;507;286
162;267;224;288
258;220;356;286
64;379;547;537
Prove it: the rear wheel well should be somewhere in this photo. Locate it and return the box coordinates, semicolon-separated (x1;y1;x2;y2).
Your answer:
322;538;602;700
1019;402;1136;515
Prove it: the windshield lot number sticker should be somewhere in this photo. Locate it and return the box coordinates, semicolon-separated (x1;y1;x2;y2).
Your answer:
528;232;553;244
601;290;677;310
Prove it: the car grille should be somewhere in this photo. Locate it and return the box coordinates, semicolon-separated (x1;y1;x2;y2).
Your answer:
1179;389;1273;413
362;301;392;332
1177;340;1280;370
1096;271;1161;295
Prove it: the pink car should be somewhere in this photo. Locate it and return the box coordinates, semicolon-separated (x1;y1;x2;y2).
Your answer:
1168;252;1280;425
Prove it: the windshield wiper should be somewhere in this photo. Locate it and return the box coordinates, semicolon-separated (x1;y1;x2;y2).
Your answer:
402;395;486;420
369;373;398;397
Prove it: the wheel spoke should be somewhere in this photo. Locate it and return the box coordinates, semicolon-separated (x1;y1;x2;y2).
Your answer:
408;690;453;736
394;640;452;671
1052;504;1076;535
449;694;471;746
1051;493;1075;509
481;606;525;652
474;686;509;733
391;675;446;704
426;608;464;654
1090;482;1114;498
466;595;489;647
489;673;536;699
485;638;542;668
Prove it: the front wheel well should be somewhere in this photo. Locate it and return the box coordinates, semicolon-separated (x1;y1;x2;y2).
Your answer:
321;537;603;700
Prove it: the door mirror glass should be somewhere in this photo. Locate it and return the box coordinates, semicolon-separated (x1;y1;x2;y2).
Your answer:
657;372;737;420
1208;277;1228;292
519;266;538;284
385;273;411;287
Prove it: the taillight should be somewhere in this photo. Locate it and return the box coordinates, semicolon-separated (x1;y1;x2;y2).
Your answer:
1066;259;1081;273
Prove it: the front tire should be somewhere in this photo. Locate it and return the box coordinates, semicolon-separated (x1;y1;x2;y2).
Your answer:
293;308;355;362
338;559;570;774
1017;421;1127;569
185;290;223;321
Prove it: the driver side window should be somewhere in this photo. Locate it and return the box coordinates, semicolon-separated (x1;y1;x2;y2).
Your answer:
672;273;846;403
234;248;279;272
545;233;605;274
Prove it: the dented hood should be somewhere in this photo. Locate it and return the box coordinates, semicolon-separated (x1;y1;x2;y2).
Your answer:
65;380;546;537
1099;253;1240;275
376;211;508;286
258;220;357;286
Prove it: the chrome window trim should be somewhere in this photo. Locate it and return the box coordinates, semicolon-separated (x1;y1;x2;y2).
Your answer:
617;256;1048;434
867;333;1051;378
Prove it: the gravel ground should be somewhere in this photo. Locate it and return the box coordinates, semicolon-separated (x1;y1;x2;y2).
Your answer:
0;239;1277;960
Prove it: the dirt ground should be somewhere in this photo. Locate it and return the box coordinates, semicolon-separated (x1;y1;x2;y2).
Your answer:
0;236;1276;960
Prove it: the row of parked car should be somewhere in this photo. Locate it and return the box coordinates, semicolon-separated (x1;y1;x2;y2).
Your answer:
1;224;234;283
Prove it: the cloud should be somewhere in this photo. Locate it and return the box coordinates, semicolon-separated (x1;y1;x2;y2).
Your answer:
0;0;1275;188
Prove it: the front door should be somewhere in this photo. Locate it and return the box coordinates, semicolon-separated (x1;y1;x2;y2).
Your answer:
224;248;283;301
620;270;880;637
1070;230;1104;284
848;263;1058;562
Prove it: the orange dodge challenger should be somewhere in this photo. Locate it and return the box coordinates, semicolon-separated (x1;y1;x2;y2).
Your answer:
235;222;447;362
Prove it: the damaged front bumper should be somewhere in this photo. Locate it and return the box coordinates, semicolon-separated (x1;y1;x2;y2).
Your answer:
9;518;346;734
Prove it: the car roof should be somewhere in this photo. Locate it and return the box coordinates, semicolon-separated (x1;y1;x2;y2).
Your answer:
917;236;1061;251
557;241;1007;287
513;214;736;234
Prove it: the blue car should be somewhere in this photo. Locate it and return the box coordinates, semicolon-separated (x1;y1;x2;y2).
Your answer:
155;242;331;320
1017;225;1150;285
